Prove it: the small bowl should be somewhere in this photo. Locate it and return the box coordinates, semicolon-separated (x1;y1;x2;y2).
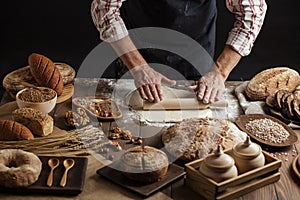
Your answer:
16;87;57;114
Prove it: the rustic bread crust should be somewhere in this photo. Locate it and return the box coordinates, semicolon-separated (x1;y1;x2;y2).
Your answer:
12;108;54;136
0;149;42;188
246;67;300;100
162;118;246;162
0;120;34;141
28;53;64;96
120;146;169;183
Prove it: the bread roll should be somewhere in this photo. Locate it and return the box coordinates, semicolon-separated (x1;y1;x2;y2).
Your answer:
120;146;169;183
0;120;34;141
12;108;53;136
246;67;300;100
28;53;64;96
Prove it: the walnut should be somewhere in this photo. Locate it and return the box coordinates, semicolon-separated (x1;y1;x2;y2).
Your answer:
120;130;132;140
65;108;90;127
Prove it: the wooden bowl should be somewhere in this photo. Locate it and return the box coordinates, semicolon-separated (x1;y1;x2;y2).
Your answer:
235;114;298;147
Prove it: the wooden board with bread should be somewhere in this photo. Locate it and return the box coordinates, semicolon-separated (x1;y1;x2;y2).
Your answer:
3;53;76;103
244;67;300;125
245;67;300;101
265;86;300;125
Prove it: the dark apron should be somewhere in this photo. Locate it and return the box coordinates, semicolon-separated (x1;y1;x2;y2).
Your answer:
105;0;217;80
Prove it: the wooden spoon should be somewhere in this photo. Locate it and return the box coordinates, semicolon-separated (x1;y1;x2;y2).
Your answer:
60;159;75;187
47;158;60;187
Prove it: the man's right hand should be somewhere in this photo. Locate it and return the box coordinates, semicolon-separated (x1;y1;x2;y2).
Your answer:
130;64;176;103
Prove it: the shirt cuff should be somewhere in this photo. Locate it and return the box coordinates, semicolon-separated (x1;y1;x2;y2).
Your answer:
226;32;253;57
99;20;129;43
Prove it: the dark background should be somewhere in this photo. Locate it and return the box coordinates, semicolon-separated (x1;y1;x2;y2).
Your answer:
1;0;300;99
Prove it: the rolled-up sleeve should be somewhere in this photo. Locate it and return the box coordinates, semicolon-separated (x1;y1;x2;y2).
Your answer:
91;0;128;42
226;0;267;56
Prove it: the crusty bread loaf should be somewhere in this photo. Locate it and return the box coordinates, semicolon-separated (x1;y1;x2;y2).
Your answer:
162;118;246;162
119;146;169;183
12;108;53;136
28;53;64;96
246;67;300;100
0;120;34;141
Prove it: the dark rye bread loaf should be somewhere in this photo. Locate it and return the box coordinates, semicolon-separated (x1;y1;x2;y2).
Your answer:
28;53;64;96
0;120;34;141
246;67;300;100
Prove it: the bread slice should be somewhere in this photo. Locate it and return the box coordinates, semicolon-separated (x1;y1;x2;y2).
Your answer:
12;108;53;136
281;93;295;119
274;90;289;109
0;120;34;141
246;67;300;100
28;53;64;96
292;99;300;121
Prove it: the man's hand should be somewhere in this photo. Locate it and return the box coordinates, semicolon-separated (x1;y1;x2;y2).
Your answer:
190;67;225;104
130;64;176;102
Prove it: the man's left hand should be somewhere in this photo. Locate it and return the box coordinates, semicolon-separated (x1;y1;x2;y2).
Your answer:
190;67;225;104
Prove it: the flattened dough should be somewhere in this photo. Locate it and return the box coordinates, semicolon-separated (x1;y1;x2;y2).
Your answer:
126;86;195;110
125;86;212;122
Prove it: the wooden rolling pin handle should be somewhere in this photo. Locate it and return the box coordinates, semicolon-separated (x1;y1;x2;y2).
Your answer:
143;99;228;110
210;100;229;109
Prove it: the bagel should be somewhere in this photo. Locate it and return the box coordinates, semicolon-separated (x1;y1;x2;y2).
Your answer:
0;149;42;188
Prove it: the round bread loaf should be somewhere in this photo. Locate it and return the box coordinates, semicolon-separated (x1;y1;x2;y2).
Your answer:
28;53;64;96
245;67;300;100
0;120;34;141
0;149;42;188
119;146;169;183
162;118;246;162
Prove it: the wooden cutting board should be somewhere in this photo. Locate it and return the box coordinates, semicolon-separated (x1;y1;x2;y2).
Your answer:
3;63;76;99
0;156;88;195
97;163;185;197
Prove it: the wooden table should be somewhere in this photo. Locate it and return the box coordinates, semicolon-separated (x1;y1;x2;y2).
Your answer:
0;79;300;200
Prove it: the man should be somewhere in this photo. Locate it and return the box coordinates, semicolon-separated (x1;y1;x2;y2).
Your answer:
91;0;267;103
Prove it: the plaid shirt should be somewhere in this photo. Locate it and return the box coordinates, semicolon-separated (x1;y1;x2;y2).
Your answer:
91;0;267;56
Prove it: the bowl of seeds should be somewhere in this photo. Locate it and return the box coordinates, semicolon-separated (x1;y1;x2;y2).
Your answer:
16;87;57;114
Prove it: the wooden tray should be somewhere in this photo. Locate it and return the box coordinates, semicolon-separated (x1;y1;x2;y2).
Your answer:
96;164;185;197
3;63;75;96
235;114;298;147
185;150;281;200
291;154;300;181
56;84;74;104
72;96;122;120
267;107;300;126
0;156;88;195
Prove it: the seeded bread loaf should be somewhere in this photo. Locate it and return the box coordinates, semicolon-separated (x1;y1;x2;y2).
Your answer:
246;67;300;100
162;118;246;162
0;120;34;141
28;53;64;96
119;146;169;183
12;108;53;136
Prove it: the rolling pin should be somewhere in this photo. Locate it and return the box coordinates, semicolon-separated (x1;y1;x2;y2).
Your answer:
143;98;228;110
